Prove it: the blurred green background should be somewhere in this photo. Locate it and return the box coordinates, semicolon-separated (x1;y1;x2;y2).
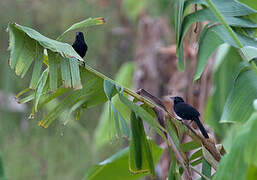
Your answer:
0;0;171;179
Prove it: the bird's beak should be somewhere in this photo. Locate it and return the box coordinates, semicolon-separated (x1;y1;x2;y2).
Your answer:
170;97;175;100
76;32;80;36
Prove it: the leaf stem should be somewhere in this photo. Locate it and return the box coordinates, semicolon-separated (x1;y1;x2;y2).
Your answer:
81;62;222;163
82;63;155;108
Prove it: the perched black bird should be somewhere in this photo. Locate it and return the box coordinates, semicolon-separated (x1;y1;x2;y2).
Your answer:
171;96;209;138
72;32;88;58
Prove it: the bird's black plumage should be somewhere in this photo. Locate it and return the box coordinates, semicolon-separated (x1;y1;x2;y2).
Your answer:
72;32;88;58
171;96;209;138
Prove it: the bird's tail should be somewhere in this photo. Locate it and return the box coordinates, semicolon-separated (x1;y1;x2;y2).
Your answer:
193;117;209;138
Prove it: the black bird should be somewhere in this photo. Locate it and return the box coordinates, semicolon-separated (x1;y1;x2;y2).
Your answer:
72;32;88;58
171;96;209;138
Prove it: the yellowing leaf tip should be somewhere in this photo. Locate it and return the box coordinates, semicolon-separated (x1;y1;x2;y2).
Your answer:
96;17;105;24
39;121;48;128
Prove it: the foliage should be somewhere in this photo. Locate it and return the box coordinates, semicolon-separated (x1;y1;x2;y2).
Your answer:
178;0;257;78
214;112;257;180
7;17;167;179
204;45;242;136
94;62;134;148
5;0;257;179
84;140;163;180
1;1;134;180
175;0;257;177
174;0;257;179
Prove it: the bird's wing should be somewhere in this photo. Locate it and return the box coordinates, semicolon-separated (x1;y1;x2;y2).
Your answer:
175;103;200;119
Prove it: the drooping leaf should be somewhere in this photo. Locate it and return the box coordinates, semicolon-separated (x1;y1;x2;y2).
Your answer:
129;112;155;176
180;9;217;47
180;8;257;48
202;8;257;48
60;57;72;88
7;20;127;126
29;43;44;89
48;50;58;91
79;68;107;108
142;138;155;176
195;23;257;80
104;79;115;101
62;98;88;125
119;113;130;138
108;101;113;139
8;23;83;62
38;86;71;109
194;25;224;80
111;103;122;137
68;68;106;110
15;36;35;77
39;90;82;128
118;93;166;140
8;23;36;78
174;0;185;47
178;44;184;72
129;111;143;171
33;69;49;113
214;112;257;180
57;17;105;41
69;57;82;89
220;69;257;123
84;141;163;180
94;62;134;148
204;45;242;136
38;67;107;127
8;23;24;69
174;0;185;70
181;0;257;82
